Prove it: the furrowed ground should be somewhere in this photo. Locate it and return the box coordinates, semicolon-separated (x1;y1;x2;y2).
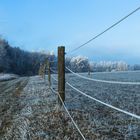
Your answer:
0;76;89;140
0;74;140;140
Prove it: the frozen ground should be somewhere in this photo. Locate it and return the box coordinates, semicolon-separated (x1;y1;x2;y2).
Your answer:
0;76;96;140
0;72;140;140
52;71;140;139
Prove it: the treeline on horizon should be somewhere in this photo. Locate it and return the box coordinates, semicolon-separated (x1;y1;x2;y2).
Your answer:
0;38;140;76
0;38;56;76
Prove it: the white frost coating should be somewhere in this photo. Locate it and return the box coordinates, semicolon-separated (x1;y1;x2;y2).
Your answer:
0;74;18;81
3;117;30;140
66;82;140;120
66;67;140;85
20;106;32;117
51;87;86;140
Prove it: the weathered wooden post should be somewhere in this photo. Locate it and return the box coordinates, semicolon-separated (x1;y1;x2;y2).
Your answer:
40;64;44;78
47;61;51;88
43;64;46;79
58;46;65;105
39;63;43;77
88;63;90;76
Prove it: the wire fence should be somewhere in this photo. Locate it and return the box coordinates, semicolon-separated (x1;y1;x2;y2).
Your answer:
44;6;140;138
66;82;140;120
49;68;140;139
50;74;87;139
50;68;140;119
66;67;140;85
50;82;86;140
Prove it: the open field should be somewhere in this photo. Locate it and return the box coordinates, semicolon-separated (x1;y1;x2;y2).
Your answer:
0;71;140;139
53;71;140;139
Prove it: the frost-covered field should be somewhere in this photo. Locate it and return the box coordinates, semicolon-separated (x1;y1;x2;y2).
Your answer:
1;76;95;140
0;71;140;140
52;71;140;139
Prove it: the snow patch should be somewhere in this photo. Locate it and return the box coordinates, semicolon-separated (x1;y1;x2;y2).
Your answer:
0;74;18;81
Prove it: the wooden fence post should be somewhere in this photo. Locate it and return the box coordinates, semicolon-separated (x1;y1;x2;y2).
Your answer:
38;63;41;76
47;61;51;88
43;64;46;79
88;64;90;76
58;46;65;105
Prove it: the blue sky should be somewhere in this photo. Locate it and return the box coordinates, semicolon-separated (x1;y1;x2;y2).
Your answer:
0;0;140;64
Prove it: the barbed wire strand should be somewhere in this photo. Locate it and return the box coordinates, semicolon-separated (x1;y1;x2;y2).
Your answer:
50;87;86;140
66;82;140;120
67;6;140;54
66;67;140;85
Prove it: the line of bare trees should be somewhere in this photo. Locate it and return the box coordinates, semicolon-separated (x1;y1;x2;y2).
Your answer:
0;38;56;76
1;38;139;75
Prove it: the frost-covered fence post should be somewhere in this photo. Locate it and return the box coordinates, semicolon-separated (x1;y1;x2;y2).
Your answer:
47;61;51;88
58;46;65;105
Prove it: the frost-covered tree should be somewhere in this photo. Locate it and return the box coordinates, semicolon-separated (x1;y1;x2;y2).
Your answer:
89;61;128;72
65;56;128;73
66;56;89;72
